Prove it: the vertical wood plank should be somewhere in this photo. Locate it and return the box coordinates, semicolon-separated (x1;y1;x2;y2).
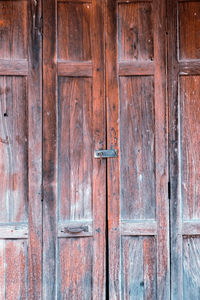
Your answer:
28;0;43;298
106;1;120;299
91;1;106;298
5;240;28;300
0;240;5;299
0;1;28;59
154;0;169;299
168;0;183;299
120;76;155;220
121;237;144;300
43;0;57;298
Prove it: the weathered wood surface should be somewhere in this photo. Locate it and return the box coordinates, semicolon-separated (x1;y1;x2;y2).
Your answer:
107;0;169;298
43;0;106;298
169;0;200;299
0;0;42;299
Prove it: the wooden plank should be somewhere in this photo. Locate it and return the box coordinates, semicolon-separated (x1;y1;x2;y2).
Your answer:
0;60;28;75
27;0;42;298
0;76;28;223
153;0;169;299
179;2;200;60
43;0;57;298
121;221;157;236
118;1;154;61
179;61;200;75
118;0;152;2
183;237;200;298
0;241;5;299
121;237;144;299
58;61;92;77
182;222;200;235
58;221;93;237
90;1;106;298
143;237;157;299
180;76;200;220
0;224;28;239
57;238;93;300
58;0;92;2
119;76;155;220
168;0;183;299
58;1;92;61
0;1;27;59
119;61;154;76
5;240;28;299
106;1;121;298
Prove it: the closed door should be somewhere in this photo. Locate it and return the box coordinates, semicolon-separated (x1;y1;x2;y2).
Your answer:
0;0;200;299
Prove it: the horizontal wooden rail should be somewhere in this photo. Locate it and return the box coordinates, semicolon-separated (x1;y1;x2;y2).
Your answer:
119;61;155;76
179;61;200;75
0;59;28;76
120;220;157;236
58;0;92;2
118;0;152;3
0;224;28;239
58;61;93;77
182;221;200;236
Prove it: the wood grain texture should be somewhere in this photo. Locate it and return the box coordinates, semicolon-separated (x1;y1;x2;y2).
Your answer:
90;1;106;298
0;60;28;76
168;0;182;299
43;0;57;298
107;0;169;298
179;2;200;60
58;61;92;77
44;0;106;299
0;1;27;59
118;2;154;61
119;61;154;76
121;220;157;236
183;237;200;299
120;76;155;220
0;240;28;300
0;224;28;239
58;77;93;221
27;0;43;298
180;76;200;220
0;76;28;223
58;2;91;61
121;236;157;300
179;61;200;75
106;0;121;298
153;0;169;298
57;238;93;300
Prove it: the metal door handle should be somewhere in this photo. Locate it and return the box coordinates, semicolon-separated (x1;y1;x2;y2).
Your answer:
61;226;89;234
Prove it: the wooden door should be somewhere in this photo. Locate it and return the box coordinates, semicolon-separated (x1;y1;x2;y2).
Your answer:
1;0;200;299
168;0;200;299
0;0;42;298
106;0;169;299
43;0;106;299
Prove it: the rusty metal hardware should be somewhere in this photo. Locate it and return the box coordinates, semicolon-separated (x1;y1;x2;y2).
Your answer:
62;225;89;234
94;149;117;158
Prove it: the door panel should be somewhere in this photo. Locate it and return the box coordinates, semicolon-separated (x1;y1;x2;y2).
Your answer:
0;0;42;298
169;1;200;299
43;0;106;298
106;0;169;299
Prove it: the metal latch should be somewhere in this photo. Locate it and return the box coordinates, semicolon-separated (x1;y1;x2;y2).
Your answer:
94;149;118;158
61;226;89;234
